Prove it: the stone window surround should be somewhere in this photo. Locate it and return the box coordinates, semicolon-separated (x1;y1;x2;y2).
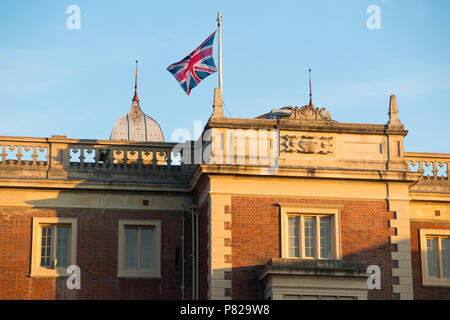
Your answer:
420;228;450;287
117;219;161;279
279;202;342;260
30;217;78;278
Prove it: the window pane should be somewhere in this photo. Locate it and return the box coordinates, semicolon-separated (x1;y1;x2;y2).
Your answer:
320;216;332;259
427;238;438;277
56;226;69;267
40;226;52;267
140;228;153;269
47;228;52;245
304;217;316;258
442;238;450;278
125;228;137;269
288;217;299;258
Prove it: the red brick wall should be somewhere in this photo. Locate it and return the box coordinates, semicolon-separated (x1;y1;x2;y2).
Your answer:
231;196;396;300
410;220;450;300
0;207;189;299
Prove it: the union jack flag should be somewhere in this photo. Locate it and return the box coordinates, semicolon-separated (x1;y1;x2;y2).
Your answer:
167;31;217;95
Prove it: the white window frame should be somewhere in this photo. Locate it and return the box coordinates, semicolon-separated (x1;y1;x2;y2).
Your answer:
117;219;161;278
280;203;342;260
420;229;450;287
30;217;77;278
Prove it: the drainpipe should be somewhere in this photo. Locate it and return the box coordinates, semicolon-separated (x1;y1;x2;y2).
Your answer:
191;206;195;299
195;207;200;300
181;205;185;300
189;202;199;299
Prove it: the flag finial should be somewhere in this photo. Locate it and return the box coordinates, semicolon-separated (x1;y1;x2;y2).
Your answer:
133;60;139;101
308;68;313;107
217;11;222;27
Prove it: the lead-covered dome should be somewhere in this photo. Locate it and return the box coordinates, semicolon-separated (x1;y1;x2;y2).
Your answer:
110;99;164;142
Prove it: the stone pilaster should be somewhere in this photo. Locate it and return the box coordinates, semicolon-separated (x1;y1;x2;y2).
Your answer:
388;185;414;300
208;194;232;300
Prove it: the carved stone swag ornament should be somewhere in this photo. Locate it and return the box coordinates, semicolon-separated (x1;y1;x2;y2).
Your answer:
283;135;333;154
285;105;331;121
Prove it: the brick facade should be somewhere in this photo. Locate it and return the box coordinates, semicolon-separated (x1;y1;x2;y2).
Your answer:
0;207;191;299
3;199;450;300
231;196;397;300
410;220;450;300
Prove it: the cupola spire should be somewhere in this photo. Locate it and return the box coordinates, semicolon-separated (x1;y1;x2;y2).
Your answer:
133;60;139;101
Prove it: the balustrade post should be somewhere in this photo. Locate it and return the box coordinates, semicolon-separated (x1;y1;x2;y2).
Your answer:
432;160;437;179
79;148;85;167
418;160;424;174
16;144;22;167
0;144;5;166
95;148;101;168
137;149;142;167
166;149;172;167
31;145;38;167
152;149;157;167
47;137;69;179
446;160;450;179
123;148;128;167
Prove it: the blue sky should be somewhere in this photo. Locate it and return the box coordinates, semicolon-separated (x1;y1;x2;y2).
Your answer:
0;0;449;152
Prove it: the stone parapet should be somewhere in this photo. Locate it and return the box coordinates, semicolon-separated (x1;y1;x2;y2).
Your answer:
0;136;195;186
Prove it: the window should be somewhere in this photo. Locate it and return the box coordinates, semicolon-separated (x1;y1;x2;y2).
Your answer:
287;215;334;259
280;203;341;260
31;217;77;277
118;220;161;278
40;225;70;268
420;229;450;287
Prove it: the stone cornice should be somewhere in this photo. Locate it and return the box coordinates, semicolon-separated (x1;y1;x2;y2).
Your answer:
258;259;369;280
206;118;408;136
409;191;450;202
0;177;192;193
0;135;177;147
195;163;422;184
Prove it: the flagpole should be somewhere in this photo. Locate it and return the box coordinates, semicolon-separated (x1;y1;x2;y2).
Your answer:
309;68;313;107
217;11;223;92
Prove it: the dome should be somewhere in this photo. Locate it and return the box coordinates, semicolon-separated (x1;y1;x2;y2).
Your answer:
110;99;164;142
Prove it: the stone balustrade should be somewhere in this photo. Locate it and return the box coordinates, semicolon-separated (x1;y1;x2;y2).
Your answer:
0;139;49;168
2;137;449;188
0;136;195;184
405;152;450;180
